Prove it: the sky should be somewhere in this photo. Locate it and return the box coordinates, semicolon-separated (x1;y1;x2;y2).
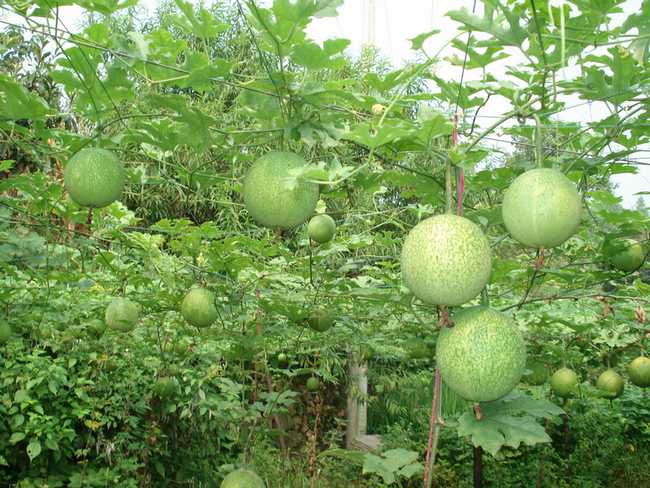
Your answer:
23;0;650;209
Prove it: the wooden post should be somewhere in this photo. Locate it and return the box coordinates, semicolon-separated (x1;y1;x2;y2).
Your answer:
346;353;381;451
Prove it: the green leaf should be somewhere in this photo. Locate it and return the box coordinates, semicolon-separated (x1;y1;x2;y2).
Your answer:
173;0;228;38
409;29;441;51
9;432;26;444
27;439;42;461
456;391;564;456
447;2;526;46
0;74;49;120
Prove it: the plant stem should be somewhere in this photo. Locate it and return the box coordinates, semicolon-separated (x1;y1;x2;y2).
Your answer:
423;368;443;488
445;161;453;214
533;114;543;168
473;446;483;488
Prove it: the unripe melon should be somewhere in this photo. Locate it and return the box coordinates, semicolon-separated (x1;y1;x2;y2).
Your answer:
628;356;650;387
105;298;140;332
242;152;319;229
523;361;549;386
220;469;265;488
0;322;11;344
436;307;526;402
502;168;582;248
550;368;579;398
308;214;336;243
401;214;492;306
181;288;218;328
596;369;624;399
153;376;179;399
306;377;320;392
307;308;334;332
64;148;126;208
610;239;645;272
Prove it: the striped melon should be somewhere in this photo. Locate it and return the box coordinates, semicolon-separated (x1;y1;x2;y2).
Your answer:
105;298;140;332
181;288;218;328
220;468;265;488
64;148;126;208
400;214;492;306
242;152;319;229
596;369;624;399
436;307;526;402
502;168;581;248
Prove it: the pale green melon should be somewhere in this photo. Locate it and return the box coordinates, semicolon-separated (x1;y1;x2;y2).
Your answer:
550;368;579;398
628;356;650;387
596;369;624;399
64;148;126;208
436;307;526;402
0;322;11;344
307;308;334;332
502;168;582;248
308;214;336;243
181;288;218;328
242;152;319;229
220;468;265;488
153;376;179;399
400;214;492;306
610;239;645;272
105;298;140;332
306;377;320;392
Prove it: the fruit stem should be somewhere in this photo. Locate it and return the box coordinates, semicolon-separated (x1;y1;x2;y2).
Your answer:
473;446;484;488
445;161;453;214
533;114;543;168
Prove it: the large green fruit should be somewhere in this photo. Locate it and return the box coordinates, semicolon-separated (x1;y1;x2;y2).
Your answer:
550;368;579;398
502;168;582;248
64;148;126;208
308;214;336;243
307;308;334;332
628;356;650;387
181;288;218;328
436;307;526;402
105;298;140;332
242;152;319;229
306;377;320;392
221;469;265;488
596;369;624;399
610;239;645;272
0;322;11;344
401;214;492;306
523;361;549;386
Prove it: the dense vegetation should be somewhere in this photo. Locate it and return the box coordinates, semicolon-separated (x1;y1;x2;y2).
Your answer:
0;0;649;487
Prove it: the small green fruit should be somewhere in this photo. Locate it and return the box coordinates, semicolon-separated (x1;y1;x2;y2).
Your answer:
307;309;334;332
610;239;645;272
550;368;579;398
153;376;179;399
628;356;650;387
401;214;492;306
308;214;336;244
64;148;126;208
523;362;549;386
0;322;11;344
242;151;319;229
105;298;140;332
277;353;288;366
306;377;320;392
220;468;265;488
181;288;218;328
502;168;582;248
596;369;624;399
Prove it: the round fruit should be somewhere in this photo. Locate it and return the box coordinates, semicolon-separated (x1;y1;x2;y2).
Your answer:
400;214;492;306
610;239;645;272
181;288;218;328
628;356;650;387
502;168;582;248
550;368;579;398
87;319;105;339
220;468;265;488
0;322;11;344
242;151;319;229
436;307;526;402
308;214;336;244
153;376;179;399
105;298;140;332
523;361;549;386
277;353;288;366
64;148;126;208
307;309;334;332
596;369;624;399
306;377;320;392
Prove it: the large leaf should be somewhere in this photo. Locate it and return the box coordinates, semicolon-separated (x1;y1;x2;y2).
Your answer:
0;75;49;120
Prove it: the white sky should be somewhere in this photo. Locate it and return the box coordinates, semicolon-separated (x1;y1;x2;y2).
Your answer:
33;0;650;208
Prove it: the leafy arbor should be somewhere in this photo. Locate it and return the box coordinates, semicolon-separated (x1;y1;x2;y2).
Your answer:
0;0;649;486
